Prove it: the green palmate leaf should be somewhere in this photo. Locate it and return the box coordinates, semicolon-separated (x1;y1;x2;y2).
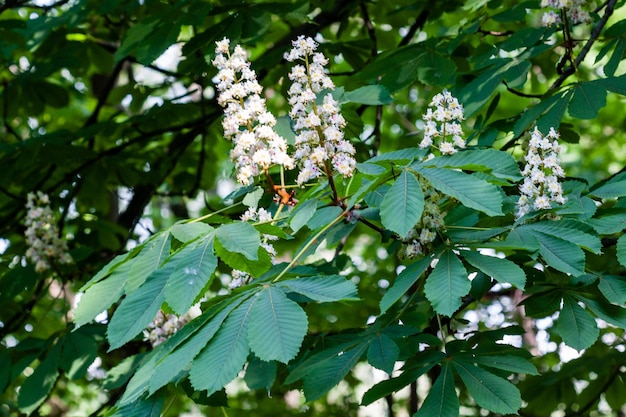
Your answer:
189;294;258;395
306;206;343;230
215;222;260;261
301;343;369;401
557;296;599;351
598;275;626;305
103;354;146;391
79;251;137;291
379;170;424;238
362;350;444;406
248;286;308;363
423;149;521;182
276;275;358;302
60;326;99;380
415;167;503;216
470;354;539;375
343;85;392;105
126;232;172;293
579;295;626;328
107;264;174;350
289;198;318;233
525;220;601;254
589;172;626;198
244;357;277;390
148;298;241;394
74;270;127;327
415;361;458;417
380;256;432;314
214;239;272;277
618;234;626;268
106;393;164;417
165;234;218;315
586;211;626;234
366;147;427;164
568;81;607;120
536;89;572;132
533;231;586;276
522;290;562;318
461;250;526;289
453;359;522;414
424;250;470;316
367;334;399;374
119;353;159;405
286;339;362;385
170;222;213;243
514;92;566;137
18;342;62;414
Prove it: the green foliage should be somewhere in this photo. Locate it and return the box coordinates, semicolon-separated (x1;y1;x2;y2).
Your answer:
3;0;626;416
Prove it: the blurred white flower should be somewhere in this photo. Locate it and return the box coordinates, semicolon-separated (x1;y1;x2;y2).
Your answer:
24;192;72;273
540;0;592;26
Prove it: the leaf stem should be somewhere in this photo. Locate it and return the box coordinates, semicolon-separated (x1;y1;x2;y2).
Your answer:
187;201;243;223
272;213;345;283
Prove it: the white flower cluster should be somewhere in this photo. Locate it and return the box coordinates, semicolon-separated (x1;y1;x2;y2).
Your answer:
517;127;567;218
143;307;199;347
540;0;592;26
403;188;445;258
419;90;466;156
24;192;72;273
212;38;294;185
240;206;278;258
284;36;356;185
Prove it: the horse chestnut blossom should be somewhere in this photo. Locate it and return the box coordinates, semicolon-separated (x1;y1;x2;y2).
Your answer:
284;36;356;185
419;90;466;156
540;0;592;26
403;187;445;258
212;38;294;185
143;307;200;347
516;127;567;219
240;206;278;258
24;191;72;273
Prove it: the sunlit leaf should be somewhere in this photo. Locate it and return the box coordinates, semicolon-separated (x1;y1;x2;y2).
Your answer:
276;274;358;302
380;170;424;238
189;295;258;395
107;264;174;350
165;234;218;315
415;167;503;216
215;222;260;261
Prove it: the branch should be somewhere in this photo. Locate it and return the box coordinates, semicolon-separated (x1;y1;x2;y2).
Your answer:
84;58;126;131
399;9;429;46
503;80;543;99
549;0;618;91
360;2;378;57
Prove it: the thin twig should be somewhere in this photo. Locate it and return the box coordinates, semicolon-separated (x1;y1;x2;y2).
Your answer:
549;0;618;91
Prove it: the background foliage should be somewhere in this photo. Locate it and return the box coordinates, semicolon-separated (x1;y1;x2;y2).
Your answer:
1;0;626;416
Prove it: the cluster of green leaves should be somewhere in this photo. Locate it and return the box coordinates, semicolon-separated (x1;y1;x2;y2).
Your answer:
2;0;626;416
